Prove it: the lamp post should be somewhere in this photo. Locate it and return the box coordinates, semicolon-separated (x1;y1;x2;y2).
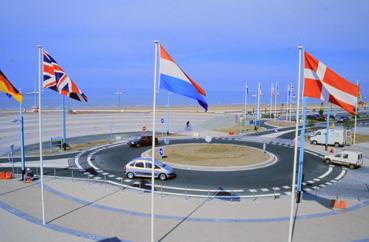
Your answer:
116;91;123;109
11;100;25;180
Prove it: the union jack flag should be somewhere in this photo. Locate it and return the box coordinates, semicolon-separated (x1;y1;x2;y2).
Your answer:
43;50;87;102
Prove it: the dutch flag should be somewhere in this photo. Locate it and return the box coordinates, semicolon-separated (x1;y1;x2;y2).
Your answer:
159;44;208;111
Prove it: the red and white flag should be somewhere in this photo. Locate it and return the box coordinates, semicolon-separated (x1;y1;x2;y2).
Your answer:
303;51;359;115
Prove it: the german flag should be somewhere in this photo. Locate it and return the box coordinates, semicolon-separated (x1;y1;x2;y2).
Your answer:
0;70;23;103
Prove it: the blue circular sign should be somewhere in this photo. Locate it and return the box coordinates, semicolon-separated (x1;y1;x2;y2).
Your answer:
159;147;164;156
161;118;165;124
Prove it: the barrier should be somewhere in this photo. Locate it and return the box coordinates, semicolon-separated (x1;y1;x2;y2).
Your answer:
331;199;347;209
5;172;12;179
0;172;5;179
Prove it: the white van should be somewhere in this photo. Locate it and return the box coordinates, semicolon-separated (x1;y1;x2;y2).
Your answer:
324;151;363;169
310;129;352;147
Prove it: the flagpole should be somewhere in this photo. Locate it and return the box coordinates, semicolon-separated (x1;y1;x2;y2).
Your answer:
37;45;46;225
151;40;159;242
353;80;359;145
286;83;290;120
167;91;170;135
288;45;303;242
297;100;307;197
274;82;277;121
62;95;67;150
325;104;331;151
289;83;293;122
19;93;26;180
244;81;248;130
257;81;261;125
270;83;273;119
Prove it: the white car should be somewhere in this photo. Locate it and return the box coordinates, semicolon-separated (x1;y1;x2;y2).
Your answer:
324;151;364;169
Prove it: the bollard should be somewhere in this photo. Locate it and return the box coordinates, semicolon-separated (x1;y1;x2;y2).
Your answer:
273;189;276;199
104;175;107;187
71;170;74;182
54;168;56;178
207;189;210;197
16;167;19;174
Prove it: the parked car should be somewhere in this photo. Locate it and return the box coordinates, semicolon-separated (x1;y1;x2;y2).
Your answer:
128;136;158;147
307;114;320;120
336;116;350;123
124;158;175;180
324;151;363;169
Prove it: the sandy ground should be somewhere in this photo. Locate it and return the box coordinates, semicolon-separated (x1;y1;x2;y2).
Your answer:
355;133;369;144
265;120;295;128
150;143;270;167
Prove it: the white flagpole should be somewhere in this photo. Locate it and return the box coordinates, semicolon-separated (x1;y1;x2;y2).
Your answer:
270;83;273;118
288;45;303;242
151;40;159;242
244;82;247;121
257;81;261;122
286;83;289;120
37;45;46;225
353;80;359;145
289;83;293;122
274;82;277;121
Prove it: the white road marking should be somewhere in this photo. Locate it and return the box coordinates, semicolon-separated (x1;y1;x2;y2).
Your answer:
261;188;269;192
312;186;319;189
325;182;332;185
108;174;116;178
302;182;307;186
102;172;109;175
124;179;132;183
97;170;104;173
334;169;347;181
115;177;123;180
304;188;312;192
272;187;281;191
313;178;320;182
94;177;102;180
307;180;315;184
318;165;333;179
284;192;291;195
319;184;326;188
282;186;290;189
249;189;257;193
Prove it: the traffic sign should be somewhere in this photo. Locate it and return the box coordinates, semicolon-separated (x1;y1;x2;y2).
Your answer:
159;147;164;157
164;138;170;145
142;126;147;131
161;118;165;124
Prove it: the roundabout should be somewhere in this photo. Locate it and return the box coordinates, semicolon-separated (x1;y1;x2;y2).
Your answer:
75;136;347;198
142;143;276;171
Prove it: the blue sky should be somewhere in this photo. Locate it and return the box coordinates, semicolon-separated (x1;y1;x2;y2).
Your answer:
1;0;368;109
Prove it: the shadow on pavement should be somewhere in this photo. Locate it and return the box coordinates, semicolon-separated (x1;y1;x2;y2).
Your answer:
303;192;332;209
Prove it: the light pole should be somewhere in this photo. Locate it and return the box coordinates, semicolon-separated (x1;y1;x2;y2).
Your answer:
116;91;123;109
11;97;26;180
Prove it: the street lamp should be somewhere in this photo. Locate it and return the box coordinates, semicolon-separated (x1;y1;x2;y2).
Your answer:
115;91;123;109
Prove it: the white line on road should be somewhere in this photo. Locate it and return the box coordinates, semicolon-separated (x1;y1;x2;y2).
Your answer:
318;165;334;179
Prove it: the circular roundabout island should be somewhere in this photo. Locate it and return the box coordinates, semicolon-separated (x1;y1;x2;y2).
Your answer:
144;143;275;171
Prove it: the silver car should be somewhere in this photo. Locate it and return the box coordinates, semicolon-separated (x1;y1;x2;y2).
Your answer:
124;158;175;181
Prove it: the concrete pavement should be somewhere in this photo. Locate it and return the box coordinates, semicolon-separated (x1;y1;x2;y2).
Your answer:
0;177;369;242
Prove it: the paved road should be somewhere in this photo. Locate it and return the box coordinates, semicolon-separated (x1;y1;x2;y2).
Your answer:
74;138;344;197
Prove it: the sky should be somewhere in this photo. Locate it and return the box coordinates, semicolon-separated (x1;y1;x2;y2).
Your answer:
1;0;368;109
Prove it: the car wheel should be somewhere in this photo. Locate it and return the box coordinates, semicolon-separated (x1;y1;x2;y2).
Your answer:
159;173;167;181
334;142;340;147
127;172;134;179
312;140;317;145
349;164;355;169
325;159;331;164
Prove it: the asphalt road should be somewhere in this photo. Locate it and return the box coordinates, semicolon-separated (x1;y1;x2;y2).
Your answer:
76;138;344;196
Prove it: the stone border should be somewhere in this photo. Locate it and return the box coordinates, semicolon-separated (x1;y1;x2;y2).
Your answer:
141;143;278;171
